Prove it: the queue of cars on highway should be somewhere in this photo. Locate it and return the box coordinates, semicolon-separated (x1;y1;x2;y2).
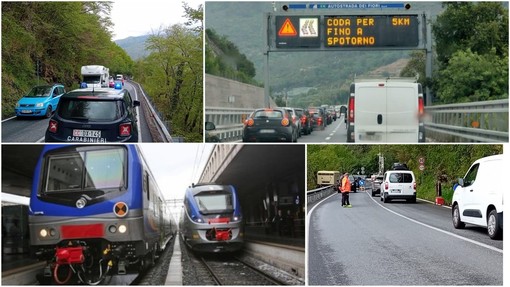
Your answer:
240;106;340;142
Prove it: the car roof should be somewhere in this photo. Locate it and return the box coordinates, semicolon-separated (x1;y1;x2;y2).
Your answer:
62;88;128;100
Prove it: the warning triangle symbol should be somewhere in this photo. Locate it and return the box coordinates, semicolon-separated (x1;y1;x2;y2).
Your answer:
278;18;297;36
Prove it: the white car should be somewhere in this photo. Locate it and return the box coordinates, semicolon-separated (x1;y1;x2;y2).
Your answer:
452;154;503;240
380;169;416;203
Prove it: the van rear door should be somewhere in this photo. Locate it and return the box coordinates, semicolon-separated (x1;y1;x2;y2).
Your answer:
386;82;419;142
354;82;387;142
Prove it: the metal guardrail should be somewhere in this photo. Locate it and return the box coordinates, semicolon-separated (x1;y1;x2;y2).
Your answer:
206;99;509;142
131;81;174;142
205;107;253;142
307;186;336;205
424;99;508;142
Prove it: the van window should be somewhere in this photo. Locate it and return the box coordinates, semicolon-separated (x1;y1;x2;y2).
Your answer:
464;163;479;187
389;173;413;183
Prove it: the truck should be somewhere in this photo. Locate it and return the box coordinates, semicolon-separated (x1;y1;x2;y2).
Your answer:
346;77;425;143
317;171;340;187
81;65;109;88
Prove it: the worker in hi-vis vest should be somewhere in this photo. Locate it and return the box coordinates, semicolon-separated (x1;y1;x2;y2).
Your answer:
340;172;352;208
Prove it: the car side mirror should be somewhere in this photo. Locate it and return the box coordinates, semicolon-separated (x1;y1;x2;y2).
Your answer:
133;100;140;107
457;178;464;188
205;121;216;131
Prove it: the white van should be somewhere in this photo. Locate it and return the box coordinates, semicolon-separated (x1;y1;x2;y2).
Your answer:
380;169;416;203
346;78;425;143
452;154;503;239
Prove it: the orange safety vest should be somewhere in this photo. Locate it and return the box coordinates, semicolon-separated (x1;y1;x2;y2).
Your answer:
341;176;351;193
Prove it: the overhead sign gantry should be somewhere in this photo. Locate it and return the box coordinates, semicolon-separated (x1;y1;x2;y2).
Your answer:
263;2;433;106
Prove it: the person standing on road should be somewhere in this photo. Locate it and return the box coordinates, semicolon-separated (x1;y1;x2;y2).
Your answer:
341;172;352;208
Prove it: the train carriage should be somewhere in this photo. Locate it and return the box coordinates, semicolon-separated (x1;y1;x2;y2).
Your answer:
28;144;174;284
179;183;244;253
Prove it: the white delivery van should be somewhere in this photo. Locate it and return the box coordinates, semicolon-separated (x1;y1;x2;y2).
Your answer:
452;154;504;239
346;78;425;143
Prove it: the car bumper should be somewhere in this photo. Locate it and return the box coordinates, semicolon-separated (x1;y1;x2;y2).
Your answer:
15;108;46;117
383;192;416;200
243;127;293;142
45;132;138;143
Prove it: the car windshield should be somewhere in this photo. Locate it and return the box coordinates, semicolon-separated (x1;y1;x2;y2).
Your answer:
26;86;53;97
253;110;283;119
44;147;126;193
58;98;123;121
194;192;234;214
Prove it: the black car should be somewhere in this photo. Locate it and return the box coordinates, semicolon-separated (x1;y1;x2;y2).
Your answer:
295;108;312;135
45;87;140;142
308;107;327;130
242;108;296;142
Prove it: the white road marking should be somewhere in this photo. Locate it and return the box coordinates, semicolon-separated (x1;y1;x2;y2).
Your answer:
325;137;331;140
307;190;338;227
366;192;503;253
37;136;45;143
2;116;17;122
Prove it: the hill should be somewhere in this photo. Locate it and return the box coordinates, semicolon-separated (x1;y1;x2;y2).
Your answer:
115;35;150;60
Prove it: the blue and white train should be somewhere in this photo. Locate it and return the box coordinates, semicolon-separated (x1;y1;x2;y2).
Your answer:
179;183;244;253
28;145;174;284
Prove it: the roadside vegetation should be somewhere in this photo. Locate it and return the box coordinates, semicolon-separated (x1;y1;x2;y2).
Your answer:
2;2;133;118
307;145;502;204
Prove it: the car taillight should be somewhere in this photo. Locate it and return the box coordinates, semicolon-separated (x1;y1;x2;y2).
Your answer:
246;118;254;127
384;182;388;190
413;182;416;190
317;117;322;125
300;116;306;124
348;97;355;122
418;97;424;117
48;120;58;133
119;123;131;136
281;118;289;126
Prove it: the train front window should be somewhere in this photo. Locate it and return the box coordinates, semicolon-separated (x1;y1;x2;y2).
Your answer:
45;147;126;194
194;193;233;214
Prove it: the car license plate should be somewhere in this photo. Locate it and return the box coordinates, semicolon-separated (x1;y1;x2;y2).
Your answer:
390;189;401;193
259;129;275;134
73;129;101;138
21;110;33;114
361;134;382;141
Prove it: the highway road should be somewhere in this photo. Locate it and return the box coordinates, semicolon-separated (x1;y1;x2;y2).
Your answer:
298;116;347;143
1;82;153;142
308;188;503;285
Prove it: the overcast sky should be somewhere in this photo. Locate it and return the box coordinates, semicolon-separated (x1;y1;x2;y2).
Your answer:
139;144;213;202
110;0;203;40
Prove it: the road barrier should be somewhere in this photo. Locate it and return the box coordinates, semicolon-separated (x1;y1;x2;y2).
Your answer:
205;107;253;142
307;186;336;205
424;99;508;142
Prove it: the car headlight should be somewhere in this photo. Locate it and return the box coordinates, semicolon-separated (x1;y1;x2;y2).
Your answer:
36;103;44;108
16;102;20;108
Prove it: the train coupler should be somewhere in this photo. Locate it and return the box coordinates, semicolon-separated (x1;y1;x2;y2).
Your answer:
117;259;127;275
56;246;85;265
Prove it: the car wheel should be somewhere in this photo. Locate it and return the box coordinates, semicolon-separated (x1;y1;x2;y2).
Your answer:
452;204;465;229
383;195;389;203
371;191;375;197
45;106;52;118
487;209;502;240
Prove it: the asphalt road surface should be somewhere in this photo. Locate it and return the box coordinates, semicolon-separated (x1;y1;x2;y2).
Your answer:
308;189;503;285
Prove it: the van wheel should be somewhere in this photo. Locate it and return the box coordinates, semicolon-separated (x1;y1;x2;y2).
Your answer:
452;204;465;229
383;195;390;203
45;106;52;118
487;209;502;240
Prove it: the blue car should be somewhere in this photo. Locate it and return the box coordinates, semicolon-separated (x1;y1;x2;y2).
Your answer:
15;84;66;118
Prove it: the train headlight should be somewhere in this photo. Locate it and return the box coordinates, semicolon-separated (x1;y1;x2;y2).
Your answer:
233;216;241;221
109;225;117;233
118;225;127;233
49;228;56;237
40;229;48;238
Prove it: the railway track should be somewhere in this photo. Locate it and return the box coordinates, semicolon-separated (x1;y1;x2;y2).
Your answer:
199;256;286;285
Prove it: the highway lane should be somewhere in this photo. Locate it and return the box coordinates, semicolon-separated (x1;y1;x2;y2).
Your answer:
308;190;503;285
2;82;153;142
299;116;348;143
